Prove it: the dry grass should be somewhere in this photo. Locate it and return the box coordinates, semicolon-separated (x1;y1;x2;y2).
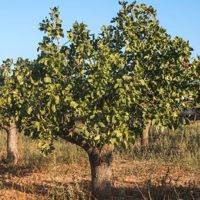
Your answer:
0;157;199;199
122;121;200;169
0;121;200;199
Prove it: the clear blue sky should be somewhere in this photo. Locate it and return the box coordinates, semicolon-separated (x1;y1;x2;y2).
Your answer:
0;0;199;62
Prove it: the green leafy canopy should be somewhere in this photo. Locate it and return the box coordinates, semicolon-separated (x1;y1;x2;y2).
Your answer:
1;1;199;153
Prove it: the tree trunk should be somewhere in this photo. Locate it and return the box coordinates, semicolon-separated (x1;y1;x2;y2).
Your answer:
88;144;114;200
141;120;151;147
6;122;19;165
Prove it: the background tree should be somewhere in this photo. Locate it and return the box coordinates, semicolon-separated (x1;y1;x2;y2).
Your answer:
0;58;31;165
109;1;198;147
191;57;200;118
24;2;198;199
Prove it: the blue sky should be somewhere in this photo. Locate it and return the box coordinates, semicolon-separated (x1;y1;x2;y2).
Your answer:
0;0;199;62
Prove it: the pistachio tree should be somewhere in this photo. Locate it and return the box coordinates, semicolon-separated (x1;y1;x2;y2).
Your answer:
110;1;198;147
192;57;200;115
0;58;31;164
25;3;198;199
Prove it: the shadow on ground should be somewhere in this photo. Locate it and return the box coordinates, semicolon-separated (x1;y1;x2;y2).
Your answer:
0;165;199;200
113;184;200;200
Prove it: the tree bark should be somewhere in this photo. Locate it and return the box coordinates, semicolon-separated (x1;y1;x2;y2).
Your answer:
88;144;114;200
6;122;19;165
141;120;151;147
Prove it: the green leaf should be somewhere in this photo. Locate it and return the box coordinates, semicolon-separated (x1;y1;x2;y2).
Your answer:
27;106;33;114
122;75;132;81
55;95;60;104
110;138;117;145
94;135;100;141
8;96;12;104
70;101;78;108
51;104;56;113
17;75;23;84
44;76;52;83
34;121;40;131
99;122;105;128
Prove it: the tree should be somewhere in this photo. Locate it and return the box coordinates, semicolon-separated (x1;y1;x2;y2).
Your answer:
191;57;200;117
0;58;31;165
109;1;198;147
24;2;198;199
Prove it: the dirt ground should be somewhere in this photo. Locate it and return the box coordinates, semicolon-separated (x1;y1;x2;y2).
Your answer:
0;157;199;200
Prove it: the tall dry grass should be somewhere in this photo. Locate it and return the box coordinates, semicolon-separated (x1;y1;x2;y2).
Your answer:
121;121;200;169
0;121;200;169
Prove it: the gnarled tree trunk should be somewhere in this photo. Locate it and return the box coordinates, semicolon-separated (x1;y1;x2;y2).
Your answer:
141;120;151;147
88;144;114;200
6;122;19;165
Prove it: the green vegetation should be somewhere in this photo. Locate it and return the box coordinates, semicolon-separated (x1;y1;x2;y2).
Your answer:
15;2;199;198
0;0;200;199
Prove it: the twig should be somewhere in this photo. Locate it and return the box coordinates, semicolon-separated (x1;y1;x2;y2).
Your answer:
135;183;148;200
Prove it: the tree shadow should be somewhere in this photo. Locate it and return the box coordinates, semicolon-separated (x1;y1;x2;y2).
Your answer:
0;176;200;200
0;163;37;177
113;184;200;200
0;162;200;200
0;178;92;199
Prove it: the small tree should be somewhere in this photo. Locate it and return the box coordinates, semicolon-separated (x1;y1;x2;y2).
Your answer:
24;2;198;199
0;58;31;165
110;2;198;146
191;57;200;118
